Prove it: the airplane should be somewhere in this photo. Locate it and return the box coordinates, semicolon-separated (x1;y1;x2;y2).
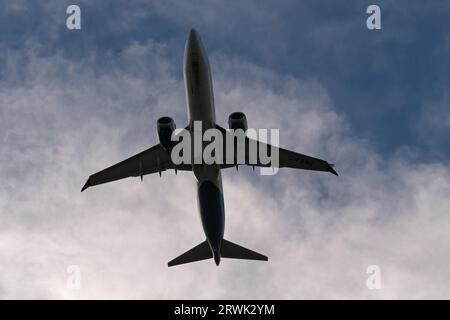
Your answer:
81;29;338;267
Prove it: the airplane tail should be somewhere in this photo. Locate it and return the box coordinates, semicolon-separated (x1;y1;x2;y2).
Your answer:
168;240;212;267
221;239;268;262
167;239;267;267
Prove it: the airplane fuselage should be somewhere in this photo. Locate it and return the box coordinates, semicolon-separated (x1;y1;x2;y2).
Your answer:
183;29;224;265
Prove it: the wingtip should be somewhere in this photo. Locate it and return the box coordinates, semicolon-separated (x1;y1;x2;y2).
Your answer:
328;164;339;176
167;258;180;267
81;179;91;192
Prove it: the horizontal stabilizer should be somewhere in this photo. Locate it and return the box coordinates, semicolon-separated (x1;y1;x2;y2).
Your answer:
221;239;268;261
168;240;212;267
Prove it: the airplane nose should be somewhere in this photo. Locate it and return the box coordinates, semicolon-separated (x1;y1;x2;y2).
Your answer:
188;29;199;45
183;28;210;81
189;28;199;37
187;28;206;56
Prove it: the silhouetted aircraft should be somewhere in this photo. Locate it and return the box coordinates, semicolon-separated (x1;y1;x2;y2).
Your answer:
81;29;338;267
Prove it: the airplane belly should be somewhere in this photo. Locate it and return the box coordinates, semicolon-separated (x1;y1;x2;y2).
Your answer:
183;29;225;254
185;69;215;124
197;177;225;252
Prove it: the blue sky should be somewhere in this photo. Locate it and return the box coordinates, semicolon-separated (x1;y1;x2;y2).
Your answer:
1;1;450;298
4;1;448;159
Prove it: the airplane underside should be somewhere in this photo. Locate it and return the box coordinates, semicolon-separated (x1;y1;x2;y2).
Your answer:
81;29;337;267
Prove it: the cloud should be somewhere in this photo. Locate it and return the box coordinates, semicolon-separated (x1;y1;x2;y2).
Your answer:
416;91;450;160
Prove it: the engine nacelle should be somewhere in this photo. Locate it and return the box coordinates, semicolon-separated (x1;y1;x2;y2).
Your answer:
157;116;176;150
228;112;248;131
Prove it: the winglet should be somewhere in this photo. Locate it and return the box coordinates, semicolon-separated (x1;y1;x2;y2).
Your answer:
81;178;91;192
327;163;338;176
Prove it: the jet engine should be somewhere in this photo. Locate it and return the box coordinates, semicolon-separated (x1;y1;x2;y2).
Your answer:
157;116;176;150
228;112;248;131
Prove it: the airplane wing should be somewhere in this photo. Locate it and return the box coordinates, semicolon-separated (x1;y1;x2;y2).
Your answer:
215;125;338;175
81;144;178;192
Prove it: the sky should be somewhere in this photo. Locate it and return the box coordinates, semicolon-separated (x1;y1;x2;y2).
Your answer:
1;1;450;299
